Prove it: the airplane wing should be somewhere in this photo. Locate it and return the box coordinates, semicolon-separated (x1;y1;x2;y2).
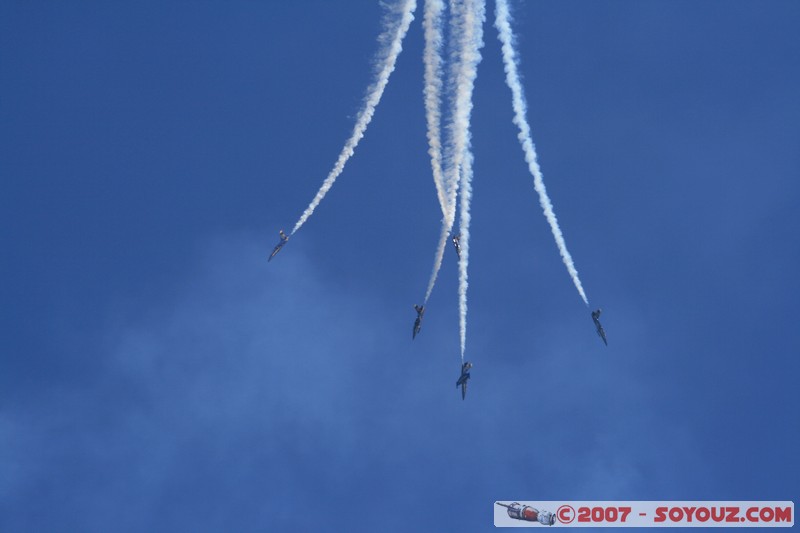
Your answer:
594;322;607;345
591;312;607;346
268;232;289;262
268;244;283;261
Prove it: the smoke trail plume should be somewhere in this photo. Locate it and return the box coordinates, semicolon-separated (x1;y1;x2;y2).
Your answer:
457;150;474;360
423;0;485;305
291;0;417;235
422;0;448;217
456;0;485;360
494;0;589;305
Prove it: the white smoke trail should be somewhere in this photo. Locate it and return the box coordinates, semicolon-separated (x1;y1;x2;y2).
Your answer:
422;0;465;303
422;0;448;217
423;195;457;303
456;0;485;361
291;0;417;235
457;150;474;360
423;0;485;305
494;0;589;306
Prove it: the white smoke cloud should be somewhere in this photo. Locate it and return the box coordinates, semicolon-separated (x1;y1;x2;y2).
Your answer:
422;0;448;216
495;0;589;306
292;0;417;235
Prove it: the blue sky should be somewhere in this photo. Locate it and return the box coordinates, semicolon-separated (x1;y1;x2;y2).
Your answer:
1;1;798;531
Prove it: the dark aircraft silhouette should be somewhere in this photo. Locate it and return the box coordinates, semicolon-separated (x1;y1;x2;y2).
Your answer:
452;233;461;259
268;230;289;262
412;304;425;339
456;361;472;400
591;308;607;346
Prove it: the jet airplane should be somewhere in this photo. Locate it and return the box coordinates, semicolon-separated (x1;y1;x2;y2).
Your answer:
591;308;607;346
412;304;425;339
268;230;289;262
452;233;462;259
456;361;472;400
